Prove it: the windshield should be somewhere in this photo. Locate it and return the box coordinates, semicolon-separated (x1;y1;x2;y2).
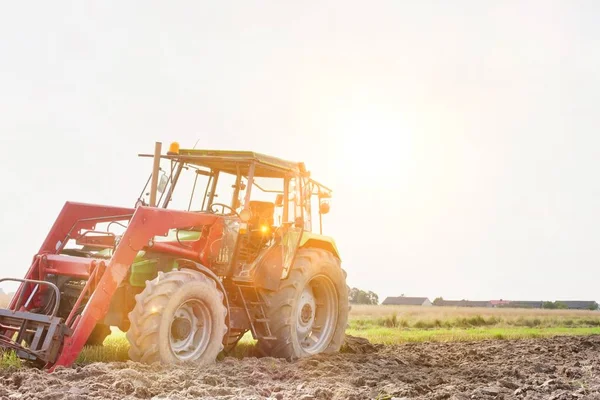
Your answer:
137;159;249;212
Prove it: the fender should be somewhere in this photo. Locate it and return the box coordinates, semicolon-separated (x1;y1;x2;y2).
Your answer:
174;258;231;334
255;232;342;288
299;232;341;260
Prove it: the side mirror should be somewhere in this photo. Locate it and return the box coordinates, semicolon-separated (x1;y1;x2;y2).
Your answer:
319;201;330;215
319;191;331;214
275;194;284;207
157;170;168;194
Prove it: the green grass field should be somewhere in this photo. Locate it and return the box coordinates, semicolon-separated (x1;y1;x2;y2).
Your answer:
3;305;600;367
347;326;600;343
347;305;600;344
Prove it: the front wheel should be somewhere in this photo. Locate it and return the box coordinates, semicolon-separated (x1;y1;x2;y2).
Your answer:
126;269;227;365
258;248;349;358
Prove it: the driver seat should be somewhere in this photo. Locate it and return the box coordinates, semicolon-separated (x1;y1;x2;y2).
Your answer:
236;201;275;264
248;201;275;227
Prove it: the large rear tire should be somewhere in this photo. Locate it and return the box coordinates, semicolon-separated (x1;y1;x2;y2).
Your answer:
257;248;349;359
126;269;227;365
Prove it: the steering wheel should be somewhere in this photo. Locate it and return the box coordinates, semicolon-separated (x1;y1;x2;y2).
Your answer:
210;203;240;217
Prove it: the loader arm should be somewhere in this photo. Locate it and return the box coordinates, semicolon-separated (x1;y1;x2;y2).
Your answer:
51;204;221;369
0;201;222;370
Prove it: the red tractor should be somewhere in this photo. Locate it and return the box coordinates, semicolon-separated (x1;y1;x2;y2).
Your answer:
0;143;348;370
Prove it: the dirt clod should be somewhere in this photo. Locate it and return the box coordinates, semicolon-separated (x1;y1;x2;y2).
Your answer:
498;379;519;390
2;335;600;399
341;334;382;354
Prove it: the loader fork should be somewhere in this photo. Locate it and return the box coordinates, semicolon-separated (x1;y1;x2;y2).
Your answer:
0;278;68;364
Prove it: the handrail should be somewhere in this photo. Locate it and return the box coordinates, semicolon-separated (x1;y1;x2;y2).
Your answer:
0;278;61;317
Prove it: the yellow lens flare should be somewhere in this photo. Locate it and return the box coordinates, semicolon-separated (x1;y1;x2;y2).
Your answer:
260;225;270;234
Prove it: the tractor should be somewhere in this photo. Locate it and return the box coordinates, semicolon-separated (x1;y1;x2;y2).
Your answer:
0;142;348;370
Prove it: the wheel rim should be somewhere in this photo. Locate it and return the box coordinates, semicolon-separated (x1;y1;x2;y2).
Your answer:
169;299;212;361
295;274;338;354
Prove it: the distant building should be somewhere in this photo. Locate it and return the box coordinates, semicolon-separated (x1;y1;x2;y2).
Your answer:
498;301;543;309
490;300;511;307
382;296;432;306
424;298;599;310
436;300;492;308
559;301;599;310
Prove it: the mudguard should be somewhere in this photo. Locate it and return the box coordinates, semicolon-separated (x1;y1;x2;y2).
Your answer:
254;232;341;291
298;232;341;260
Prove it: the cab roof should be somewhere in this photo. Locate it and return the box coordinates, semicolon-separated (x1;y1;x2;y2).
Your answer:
141;148;305;178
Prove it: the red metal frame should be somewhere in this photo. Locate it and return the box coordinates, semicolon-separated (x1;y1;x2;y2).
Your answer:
75;233;116;248
4;201;225;370
8;203;135;312
40;254;97;280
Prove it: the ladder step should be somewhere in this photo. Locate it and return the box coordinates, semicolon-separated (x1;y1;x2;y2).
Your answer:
233;279;254;286
235;283;274;341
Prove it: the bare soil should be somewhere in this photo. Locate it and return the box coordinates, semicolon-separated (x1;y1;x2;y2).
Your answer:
2;335;600;399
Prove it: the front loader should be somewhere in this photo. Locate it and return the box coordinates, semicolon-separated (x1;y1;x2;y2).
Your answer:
0;142;348;370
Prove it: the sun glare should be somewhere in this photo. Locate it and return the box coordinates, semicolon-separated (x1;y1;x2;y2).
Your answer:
328;106;415;186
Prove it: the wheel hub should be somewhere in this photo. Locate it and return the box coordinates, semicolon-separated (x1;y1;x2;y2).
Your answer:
296;287;316;335
294;275;339;355
169;299;212;361
300;303;313;324
171;317;192;340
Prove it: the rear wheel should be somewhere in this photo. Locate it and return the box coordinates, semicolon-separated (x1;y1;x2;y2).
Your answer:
258;248;349;358
126;269;227;364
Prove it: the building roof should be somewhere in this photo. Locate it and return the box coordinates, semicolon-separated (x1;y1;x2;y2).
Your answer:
490;300;511;306
437;300;491;307
499;301;543;308
382;296;430;306
559;301;598;309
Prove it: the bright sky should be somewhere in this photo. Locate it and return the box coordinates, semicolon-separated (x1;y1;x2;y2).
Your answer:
1;2;599;302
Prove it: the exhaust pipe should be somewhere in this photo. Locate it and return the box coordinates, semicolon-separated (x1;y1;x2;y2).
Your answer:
149;142;162;207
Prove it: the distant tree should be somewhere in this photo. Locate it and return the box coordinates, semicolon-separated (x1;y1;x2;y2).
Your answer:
433;297;444;306
349;287;379;305
588;302;599;311
543;301;568;309
366;291;379;305
555;301;568;310
542;301;556;309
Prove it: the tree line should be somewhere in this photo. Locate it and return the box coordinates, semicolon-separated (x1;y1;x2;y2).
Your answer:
349;287;379;305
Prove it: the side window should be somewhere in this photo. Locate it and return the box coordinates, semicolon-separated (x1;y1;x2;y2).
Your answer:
172;168;208;211
302;178;313;232
284;178;293;224
207;172;246;210
286;177;303;225
249;177;283;226
280;177;304;277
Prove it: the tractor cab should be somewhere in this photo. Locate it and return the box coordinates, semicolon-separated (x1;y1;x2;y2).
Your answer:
134;144;334;287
